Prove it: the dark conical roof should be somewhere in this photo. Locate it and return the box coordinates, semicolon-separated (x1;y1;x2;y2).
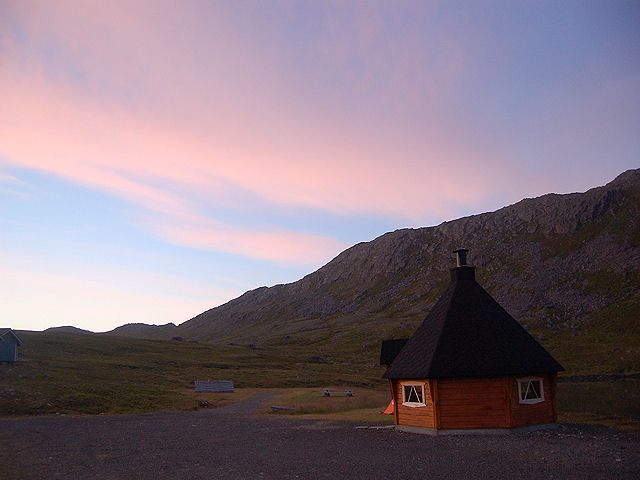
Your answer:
379;338;409;366
383;266;564;379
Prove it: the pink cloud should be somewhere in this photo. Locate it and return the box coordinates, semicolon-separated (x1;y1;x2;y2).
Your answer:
1;66;505;217
1;1;532;265
0;71;350;265
152;220;347;266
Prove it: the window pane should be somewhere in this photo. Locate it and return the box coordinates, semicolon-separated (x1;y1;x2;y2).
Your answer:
531;380;541;398
524;382;532;399
403;384;425;404
526;381;536;399
519;379;543;401
408;387;418;402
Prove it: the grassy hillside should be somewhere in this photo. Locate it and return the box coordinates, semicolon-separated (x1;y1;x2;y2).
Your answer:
0;331;382;416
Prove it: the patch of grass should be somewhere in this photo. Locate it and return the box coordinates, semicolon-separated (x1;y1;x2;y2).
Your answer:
558;379;640;431
263;387;393;423
581;270;640;298
582;295;640;338
0;332;386;416
526;314;640;377
178;387;272;411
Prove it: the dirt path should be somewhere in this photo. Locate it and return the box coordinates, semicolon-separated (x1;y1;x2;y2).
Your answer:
213;390;279;415
1;393;638;479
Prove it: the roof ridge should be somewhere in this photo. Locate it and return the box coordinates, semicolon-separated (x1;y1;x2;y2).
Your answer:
424;278;461;377
473;282;515;367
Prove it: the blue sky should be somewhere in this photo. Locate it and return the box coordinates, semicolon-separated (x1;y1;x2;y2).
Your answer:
1;1;638;332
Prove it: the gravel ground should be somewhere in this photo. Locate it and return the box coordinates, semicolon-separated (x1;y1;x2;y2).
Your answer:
1;392;638;480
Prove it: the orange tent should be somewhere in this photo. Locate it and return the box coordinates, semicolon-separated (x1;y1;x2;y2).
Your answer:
381;399;394;415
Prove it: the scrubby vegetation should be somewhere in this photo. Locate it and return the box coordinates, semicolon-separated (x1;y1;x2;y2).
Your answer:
1;330;638;430
0;331;384;416
557;379;640;430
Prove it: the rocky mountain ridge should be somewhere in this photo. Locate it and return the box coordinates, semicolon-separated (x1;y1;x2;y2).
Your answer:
109;169;640;365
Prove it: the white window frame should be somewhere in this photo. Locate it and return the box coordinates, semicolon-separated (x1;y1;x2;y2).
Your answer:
401;382;426;407
517;377;545;404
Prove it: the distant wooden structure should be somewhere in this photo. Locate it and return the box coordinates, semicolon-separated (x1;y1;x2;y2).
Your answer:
194;380;234;393
382;249;564;432
0;329;22;363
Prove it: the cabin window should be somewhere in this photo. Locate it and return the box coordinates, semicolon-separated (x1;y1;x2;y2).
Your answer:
517;378;544;404
401;383;426;407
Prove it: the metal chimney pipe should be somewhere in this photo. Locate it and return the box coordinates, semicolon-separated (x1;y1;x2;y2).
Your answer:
453;248;468;267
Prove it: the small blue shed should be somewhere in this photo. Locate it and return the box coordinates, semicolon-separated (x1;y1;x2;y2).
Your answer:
0;329;22;363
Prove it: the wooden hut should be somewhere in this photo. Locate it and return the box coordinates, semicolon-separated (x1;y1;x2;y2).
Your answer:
382;249;564;432
0;328;22;363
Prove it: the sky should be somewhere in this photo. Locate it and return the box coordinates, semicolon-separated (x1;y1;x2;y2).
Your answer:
1;1;639;333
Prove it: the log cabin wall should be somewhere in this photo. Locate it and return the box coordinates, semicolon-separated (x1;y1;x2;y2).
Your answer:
391;379;435;428
509;373;556;427
437;376;509;429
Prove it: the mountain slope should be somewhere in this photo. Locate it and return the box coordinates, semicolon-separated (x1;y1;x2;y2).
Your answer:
108;169;640;372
